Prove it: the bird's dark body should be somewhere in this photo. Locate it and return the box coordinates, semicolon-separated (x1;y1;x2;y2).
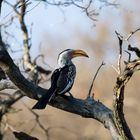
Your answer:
32;64;76;109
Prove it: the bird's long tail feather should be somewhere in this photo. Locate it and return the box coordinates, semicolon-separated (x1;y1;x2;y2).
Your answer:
32;88;56;109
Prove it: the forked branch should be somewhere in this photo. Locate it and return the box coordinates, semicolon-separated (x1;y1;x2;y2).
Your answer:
112;30;140;140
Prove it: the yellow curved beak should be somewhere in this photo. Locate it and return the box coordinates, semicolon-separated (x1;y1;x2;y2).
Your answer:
71;49;89;58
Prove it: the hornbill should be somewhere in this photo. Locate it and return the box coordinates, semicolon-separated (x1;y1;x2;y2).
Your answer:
32;49;89;109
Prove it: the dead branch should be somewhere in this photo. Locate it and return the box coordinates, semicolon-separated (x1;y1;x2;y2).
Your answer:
128;44;140;58
113;32;138;140
18;0;33;70
113;60;138;140
115;31;123;74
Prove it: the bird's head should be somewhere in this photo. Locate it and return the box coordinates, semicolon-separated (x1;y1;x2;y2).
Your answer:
58;49;89;67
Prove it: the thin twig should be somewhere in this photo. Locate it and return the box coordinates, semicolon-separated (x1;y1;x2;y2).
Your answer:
87;61;105;98
2;0;30;20
26;1;41;13
125;28;140;41
124;50;131;62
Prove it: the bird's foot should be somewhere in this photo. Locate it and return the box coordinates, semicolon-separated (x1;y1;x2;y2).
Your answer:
56;92;74;101
68;92;74;99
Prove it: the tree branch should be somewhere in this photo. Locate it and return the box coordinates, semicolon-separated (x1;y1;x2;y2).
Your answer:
113;60;138;140
113;33;139;140
51;96;121;140
128;44;140;58
115;31;123;74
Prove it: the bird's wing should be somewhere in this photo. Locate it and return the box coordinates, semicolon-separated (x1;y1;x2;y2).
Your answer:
56;65;75;94
32;69;60;109
51;68;61;85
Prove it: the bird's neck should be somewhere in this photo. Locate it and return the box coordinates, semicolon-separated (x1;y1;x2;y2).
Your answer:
58;59;73;68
